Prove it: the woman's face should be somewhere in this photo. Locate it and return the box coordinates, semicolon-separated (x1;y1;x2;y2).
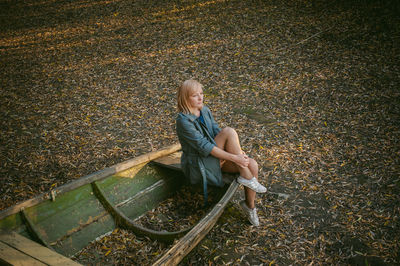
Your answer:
188;86;203;112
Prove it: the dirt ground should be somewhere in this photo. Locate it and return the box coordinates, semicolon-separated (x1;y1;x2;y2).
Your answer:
1;0;399;264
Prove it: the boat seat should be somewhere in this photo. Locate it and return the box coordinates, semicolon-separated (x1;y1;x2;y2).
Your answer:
152;151;182;171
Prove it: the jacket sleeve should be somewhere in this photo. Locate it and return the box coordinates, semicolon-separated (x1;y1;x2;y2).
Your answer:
176;115;215;157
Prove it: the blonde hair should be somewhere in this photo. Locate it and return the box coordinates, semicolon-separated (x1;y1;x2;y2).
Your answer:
177;79;203;113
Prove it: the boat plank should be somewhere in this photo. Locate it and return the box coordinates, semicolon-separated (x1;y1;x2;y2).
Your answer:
23;183;109;248
96;164;161;206
152;152;182;170
20;208;51;249
0;232;81;266
0;241;45;266
51;210;115;257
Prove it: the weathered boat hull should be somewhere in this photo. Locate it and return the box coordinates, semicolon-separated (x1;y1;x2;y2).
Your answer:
0;144;239;265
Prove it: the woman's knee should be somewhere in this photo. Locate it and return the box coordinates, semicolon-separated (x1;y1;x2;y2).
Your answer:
215;127;235;147
249;158;258;167
220;127;238;138
249;158;258;177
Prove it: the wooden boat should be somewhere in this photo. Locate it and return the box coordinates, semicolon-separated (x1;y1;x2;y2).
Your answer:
0;144;239;265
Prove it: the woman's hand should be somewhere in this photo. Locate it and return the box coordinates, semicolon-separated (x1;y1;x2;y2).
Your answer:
234;153;249;168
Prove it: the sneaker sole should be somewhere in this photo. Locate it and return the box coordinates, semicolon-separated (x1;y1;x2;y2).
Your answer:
238;182;267;193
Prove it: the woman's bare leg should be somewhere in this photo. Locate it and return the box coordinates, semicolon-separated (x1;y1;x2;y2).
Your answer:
214;127;260;209
245;159;258;208
214;127;253;179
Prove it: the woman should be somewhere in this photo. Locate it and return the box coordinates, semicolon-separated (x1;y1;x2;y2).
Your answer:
176;79;266;226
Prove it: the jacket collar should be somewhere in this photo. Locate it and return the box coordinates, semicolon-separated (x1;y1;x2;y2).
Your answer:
180;110;201;122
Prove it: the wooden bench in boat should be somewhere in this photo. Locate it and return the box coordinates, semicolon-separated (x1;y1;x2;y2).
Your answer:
152;151;182;170
0;232;80;266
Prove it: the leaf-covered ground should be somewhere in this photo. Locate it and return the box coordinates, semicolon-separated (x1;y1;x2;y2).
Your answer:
1;0;399;264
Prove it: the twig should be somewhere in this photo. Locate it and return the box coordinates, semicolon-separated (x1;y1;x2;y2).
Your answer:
276;26;334;52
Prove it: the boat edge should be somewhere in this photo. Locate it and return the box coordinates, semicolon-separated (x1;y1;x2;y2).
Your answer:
0;143;181;221
152;180;240;266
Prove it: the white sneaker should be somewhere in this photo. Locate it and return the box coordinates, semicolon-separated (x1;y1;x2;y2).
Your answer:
240;200;260;226
237;176;267;193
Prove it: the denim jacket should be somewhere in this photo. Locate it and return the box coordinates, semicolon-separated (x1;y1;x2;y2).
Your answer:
176;106;224;201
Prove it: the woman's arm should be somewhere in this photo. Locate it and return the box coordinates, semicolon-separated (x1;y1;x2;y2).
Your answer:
210;146;249;168
176;115;215;157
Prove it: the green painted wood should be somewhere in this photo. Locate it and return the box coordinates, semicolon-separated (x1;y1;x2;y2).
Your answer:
95;163;160;206
22;183;105;244
0;212;31;246
23;183;94;224
21;162;185;255
92;182;189;243
0;147;185;259
118;173;184;221
94;163;186;221
117;180;172;221
0;162;186;257
0;144;181;222
96;164;186;220
18;181;116;257
52;213;115;257
20;209;52;250
0;210;25;233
